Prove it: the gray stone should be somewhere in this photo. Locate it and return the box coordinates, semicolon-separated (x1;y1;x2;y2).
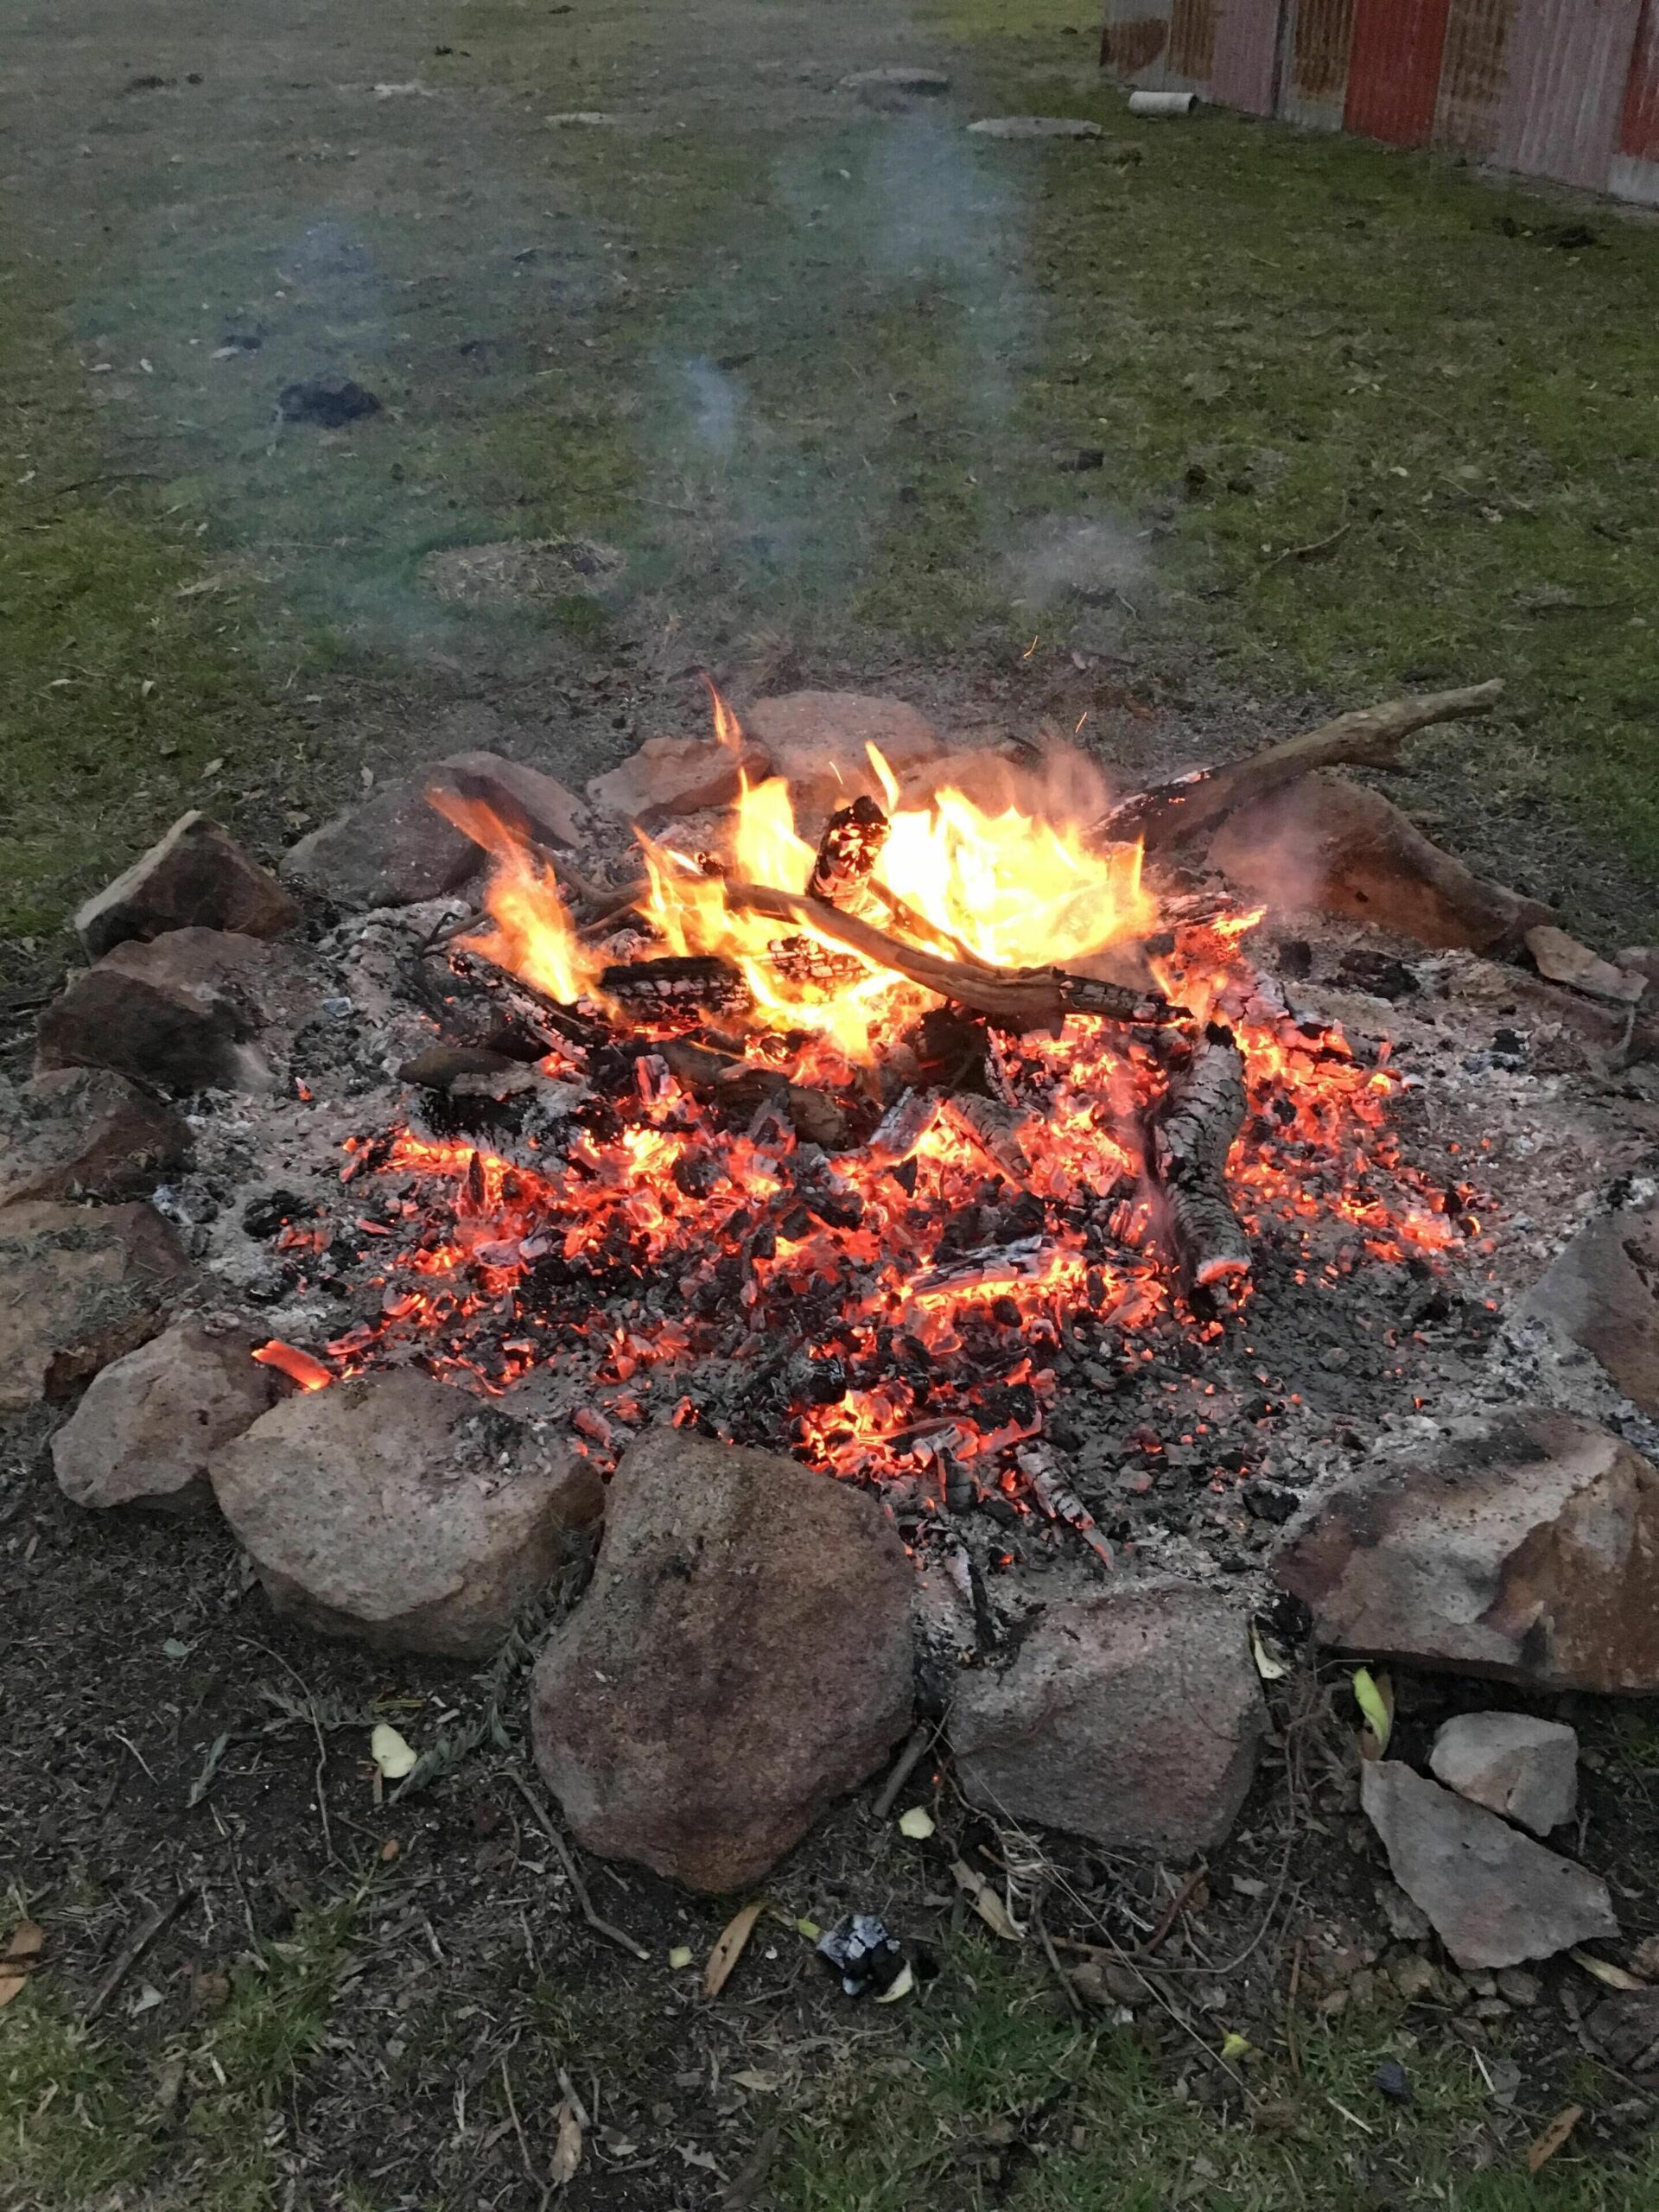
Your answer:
53;1317;274;1513
0;1068;189;1206
74;812;298;958
1274;1408;1659;1694
947;1580;1266;1859
281;782;481;909
531;1428;914;1892
211;1370;602;1658
741;690;939;831
0;1200;188;1414
1429;1713;1579;1837
1585;1988;1659;2073
36;929;313;1095
586;731;772;830
968;116;1104;140
1359;1759;1616;1970
1516;1208;1659;1417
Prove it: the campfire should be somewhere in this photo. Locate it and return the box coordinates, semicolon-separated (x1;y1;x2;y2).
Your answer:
246;683;1492;1566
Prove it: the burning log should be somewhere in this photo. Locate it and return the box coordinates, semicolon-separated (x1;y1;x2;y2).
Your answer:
725;881;1173;1031
1151;1022;1251;1300
601;955;753;1018
911;1233;1062;1300
1014;1441;1113;1567
865;1086;946;1167
1097;680;1503;854
656;1037;850;1147
938;1093;1033;1185
809;795;889;916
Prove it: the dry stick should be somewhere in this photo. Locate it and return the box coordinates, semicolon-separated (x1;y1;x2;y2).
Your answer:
1101;678;1505;855
85;1890;194;2022
506;1771;651;1963
871;1724;936;1822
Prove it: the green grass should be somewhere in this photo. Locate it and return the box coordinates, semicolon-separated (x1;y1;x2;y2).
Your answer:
776;1941;1659;2212
0;1904;353;2212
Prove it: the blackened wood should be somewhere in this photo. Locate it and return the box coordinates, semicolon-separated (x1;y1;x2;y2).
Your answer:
1153;1023;1251;1295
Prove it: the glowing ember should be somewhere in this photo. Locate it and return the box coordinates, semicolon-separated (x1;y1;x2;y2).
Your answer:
255;688;1494;1535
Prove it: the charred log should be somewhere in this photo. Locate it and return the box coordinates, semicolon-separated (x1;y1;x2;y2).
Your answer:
1096;680;1503;855
600;955;753;1018
809;794;890;915
1152;1022;1251;1300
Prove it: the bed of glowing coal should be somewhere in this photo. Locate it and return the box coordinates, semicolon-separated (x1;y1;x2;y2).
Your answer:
163;750;1650;1626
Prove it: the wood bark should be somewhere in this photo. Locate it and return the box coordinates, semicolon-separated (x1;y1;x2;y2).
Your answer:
1098;680;1504;854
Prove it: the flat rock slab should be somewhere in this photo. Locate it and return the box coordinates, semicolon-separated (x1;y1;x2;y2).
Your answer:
1428;1712;1578;1836
968;116;1104;140
531;1428;914;1893
1360;1759;1616;1969
947;1580;1266;1858
741;691;940;831
842;67;950;93
1516;1208;1659;1416
37;929;315;1096
431;749;588;852
0;1200;188;1413
0;1068;189;1206
1209;778;1551;953
1275;1408;1659;1693
212;1370;602;1658
74;811;298;959
586;733;772;830
54;1317;274;1513
282;781;482;910
1586;1988;1659;2075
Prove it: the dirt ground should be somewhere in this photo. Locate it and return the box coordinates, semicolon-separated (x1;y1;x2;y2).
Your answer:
5;2;1659;2208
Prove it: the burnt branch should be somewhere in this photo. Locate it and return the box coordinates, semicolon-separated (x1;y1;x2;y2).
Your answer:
809;794;890;914
1098;679;1503;854
724;880;1173;1030
1152;1022;1251;1300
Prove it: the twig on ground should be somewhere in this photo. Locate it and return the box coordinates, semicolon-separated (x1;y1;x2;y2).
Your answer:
506;1771;651;1962
85;1890;194;2022
872;1725;935;1821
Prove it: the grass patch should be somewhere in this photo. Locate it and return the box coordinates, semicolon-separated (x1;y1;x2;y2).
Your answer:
0;1903;353;2212
777;1941;1659;2212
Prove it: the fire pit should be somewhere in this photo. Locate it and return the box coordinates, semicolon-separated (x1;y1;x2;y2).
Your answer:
22;675;1659;1892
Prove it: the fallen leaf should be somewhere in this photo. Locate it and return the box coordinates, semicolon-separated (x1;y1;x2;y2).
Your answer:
704;1901;764;1998
370;1724;417;1781
161;1637;193;1660
794;1916;822;1942
668;1945;694;1970
1570;1948;1646;1992
0;1921;46;2010
1352;1667;1393;1757
730;2069;778;2092
550;2096;582;2186
1219;2031;1251;2062
187;1732;230;1808
874;1960;915;2004
950;1858;1024;1942
1527;2104;1583;2174
1250;1626;1288;1681
898;1806;935;1840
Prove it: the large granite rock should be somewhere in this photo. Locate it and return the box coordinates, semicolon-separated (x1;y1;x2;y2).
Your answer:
531;1429;914;1892
211;1370;602;1657
0;1068;189;1207
74;812;298;958
1209;778;1550;953
586;732;772;830
0;1200;188;1413
36;929;313;1095
946;1580;1266;1858
431;750;588;852
281;781;481;909
1359;1758;1616;1970
1516;1208;1659;1416
53;1317;274;1514
1275;1409;1659;1693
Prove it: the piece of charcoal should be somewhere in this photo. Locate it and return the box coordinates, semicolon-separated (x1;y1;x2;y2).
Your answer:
243;1189;310;1240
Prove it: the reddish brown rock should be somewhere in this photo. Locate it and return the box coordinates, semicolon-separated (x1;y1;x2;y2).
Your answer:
1517;1208;1659;1415
0;1200;188;1414
74;812;298;958
531;1428;914;1892
1359;1759;1615;1969
1209;777;1551;952
36;929;313;1094
281;782;481;909
210;1370;602;1658
53;1317;274;1513
743;690;940;829
1525;925;1645;1005
1275;1409;1659;1693
0;1068;189;1206
431;750;588;851
1428;1712;1578;1837
586;732;772;830
947;1580;1265;1858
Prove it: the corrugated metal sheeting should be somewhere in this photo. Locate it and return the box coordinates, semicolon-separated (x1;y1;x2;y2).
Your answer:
1100;0;1659;205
